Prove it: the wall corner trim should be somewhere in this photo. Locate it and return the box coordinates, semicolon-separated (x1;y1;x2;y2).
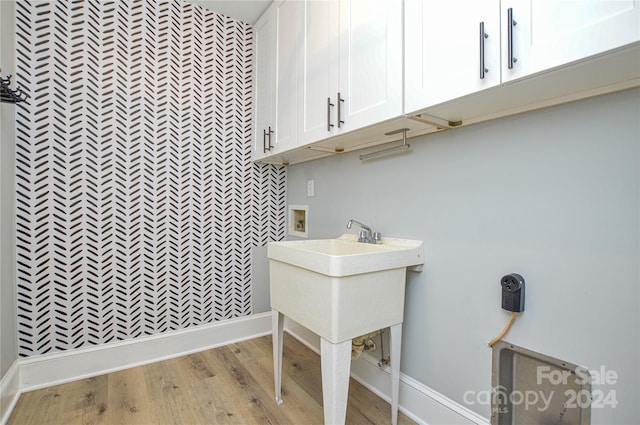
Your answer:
0;361;20;425
18;312;272;393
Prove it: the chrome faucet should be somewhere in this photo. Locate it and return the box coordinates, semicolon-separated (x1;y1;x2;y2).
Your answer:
346;219;382;244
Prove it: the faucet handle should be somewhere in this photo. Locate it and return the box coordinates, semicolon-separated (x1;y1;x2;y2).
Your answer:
358;230;369;242
373;231;382;243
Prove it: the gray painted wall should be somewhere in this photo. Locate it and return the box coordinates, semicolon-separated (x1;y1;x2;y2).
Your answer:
0;0;17;377
285;88;640;423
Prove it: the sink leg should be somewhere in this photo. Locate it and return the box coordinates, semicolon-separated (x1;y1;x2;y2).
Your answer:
320;338;352;425
390;323;402;425
272;309;284;405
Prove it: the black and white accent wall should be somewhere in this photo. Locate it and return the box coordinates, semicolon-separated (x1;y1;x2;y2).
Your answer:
13;0;285;357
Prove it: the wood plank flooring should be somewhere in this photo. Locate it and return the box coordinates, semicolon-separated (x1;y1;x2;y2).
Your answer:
7;333;417;425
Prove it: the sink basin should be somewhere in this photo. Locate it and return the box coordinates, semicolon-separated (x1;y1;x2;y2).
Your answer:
268;233;424;277
268;234;424;343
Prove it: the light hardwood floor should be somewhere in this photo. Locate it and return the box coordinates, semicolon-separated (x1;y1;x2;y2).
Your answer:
8;333;417;425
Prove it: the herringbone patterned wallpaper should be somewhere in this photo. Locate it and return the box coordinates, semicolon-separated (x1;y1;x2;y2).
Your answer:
14;0;286;357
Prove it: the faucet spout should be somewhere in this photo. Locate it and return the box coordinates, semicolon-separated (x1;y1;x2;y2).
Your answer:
346;219;371;232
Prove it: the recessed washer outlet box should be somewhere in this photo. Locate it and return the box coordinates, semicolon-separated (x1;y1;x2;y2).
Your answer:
288;205;308;238
491;340;591;425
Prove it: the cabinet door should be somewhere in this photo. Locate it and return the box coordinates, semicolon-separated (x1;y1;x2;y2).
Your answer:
253;5;275;161
338;0;402;131
502;0;640;82
298;0;340;146
274;0;302;153
404;0;500;115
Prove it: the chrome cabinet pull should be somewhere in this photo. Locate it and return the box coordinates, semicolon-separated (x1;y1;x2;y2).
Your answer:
507;8;518;69
263;128;268;153
337;92;344;128
327;97;334;131
267;126;274;151
479;22;488;79
263;127;273;153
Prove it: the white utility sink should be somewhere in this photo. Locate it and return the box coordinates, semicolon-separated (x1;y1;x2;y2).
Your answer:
268;233;423;343
268;233;424;425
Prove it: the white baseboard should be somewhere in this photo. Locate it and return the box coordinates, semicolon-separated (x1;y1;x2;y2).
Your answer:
284;319;489;425
19;312;272;392
351;353;490;425
0;361;20;425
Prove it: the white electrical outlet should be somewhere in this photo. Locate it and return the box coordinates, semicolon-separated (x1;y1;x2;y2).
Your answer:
306;179;315;197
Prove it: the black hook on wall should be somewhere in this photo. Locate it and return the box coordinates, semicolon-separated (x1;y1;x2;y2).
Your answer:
0;74;28;104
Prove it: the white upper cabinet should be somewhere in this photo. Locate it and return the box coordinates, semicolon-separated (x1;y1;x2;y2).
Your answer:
253;0;414;165
255;0;638;165
405;0;500;115
405;0;640;119
298;0;339;145
273;0;302;154
298;0;403;145
337;0;403;132
253;4;276;161
502;0;640;83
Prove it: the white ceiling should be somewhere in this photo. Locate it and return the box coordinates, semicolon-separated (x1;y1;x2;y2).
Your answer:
187;0;272;25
